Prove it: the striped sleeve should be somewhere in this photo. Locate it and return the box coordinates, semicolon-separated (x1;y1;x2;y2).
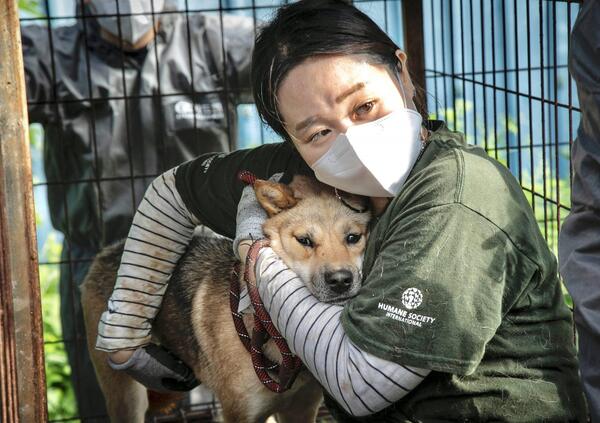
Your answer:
255;248;430;417
96;167;201;352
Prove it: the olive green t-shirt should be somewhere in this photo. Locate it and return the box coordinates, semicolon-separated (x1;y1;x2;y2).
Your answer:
336;126;587;421
176;122;587;421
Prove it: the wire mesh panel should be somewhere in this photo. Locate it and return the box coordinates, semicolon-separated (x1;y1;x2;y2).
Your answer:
19;0;409;421
423;0;581;256
17;0;584;420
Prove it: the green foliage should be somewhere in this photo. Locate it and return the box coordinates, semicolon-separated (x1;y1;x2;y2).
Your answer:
21;0;76;410
30;124;44;185
39;232;78;421
30;120;78;420
18;0;42;17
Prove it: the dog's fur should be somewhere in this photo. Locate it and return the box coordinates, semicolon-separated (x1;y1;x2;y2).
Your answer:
81;176;370;423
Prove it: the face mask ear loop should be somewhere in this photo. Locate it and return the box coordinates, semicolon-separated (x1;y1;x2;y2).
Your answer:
394;65;409;109
395;63;426;142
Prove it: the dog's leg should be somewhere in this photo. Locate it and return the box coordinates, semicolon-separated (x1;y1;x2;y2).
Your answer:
273;402;321;423
273;384;323;423
219;398;255;423
81;279;148;422
201;371;280;423
219;406;245;423
101;369;147;423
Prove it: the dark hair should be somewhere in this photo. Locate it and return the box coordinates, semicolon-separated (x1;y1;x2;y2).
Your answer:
251;0;417;142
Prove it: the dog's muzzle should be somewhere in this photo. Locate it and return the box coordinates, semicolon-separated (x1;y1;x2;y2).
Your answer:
314;266;361;303
324;269;354;294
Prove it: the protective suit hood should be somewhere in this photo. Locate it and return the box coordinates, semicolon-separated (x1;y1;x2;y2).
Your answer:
87;0;165;45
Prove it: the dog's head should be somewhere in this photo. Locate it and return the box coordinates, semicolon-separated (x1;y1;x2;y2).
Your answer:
254;175;371;304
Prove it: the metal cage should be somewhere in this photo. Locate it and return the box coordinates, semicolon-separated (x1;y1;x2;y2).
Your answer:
0;0;581;421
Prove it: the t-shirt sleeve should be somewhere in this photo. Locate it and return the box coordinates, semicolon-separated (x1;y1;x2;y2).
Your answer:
341;202;533;375
175;142;312;238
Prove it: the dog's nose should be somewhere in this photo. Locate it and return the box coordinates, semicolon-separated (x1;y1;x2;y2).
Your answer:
324;270;353;294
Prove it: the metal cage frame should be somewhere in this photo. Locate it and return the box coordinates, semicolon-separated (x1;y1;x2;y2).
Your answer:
1;0;583;421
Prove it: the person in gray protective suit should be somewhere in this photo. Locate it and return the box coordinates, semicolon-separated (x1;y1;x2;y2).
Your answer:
559;0;600;420
21;0;254;419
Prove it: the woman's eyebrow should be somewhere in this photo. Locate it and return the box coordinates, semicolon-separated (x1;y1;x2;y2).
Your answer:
335;82;366;103
295;82;369;133
295;116;319;133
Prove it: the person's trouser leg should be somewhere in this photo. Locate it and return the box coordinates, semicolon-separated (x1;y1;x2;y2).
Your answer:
560;207;600;421
559;2;600;420
59;241;108;421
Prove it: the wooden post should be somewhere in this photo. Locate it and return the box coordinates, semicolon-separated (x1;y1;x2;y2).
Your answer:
402;0;427;115
0;1;48;422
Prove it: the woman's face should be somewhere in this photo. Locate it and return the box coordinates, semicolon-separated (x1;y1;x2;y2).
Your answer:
277;53;415;166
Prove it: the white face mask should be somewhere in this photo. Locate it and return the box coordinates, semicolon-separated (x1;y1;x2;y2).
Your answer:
310;108;423;197
88;0;165;45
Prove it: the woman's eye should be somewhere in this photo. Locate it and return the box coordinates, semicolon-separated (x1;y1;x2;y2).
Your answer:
346;233;362;244
355;101;375;117
308;129;331;143
296;236;314;248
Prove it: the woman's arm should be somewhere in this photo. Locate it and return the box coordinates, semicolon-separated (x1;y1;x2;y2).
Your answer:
233;182;429;416
96;144;308;390
96;167;201;352
97;142;308;352
252;247;430;417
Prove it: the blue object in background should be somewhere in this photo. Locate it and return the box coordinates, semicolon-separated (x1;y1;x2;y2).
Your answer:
423;0;579;193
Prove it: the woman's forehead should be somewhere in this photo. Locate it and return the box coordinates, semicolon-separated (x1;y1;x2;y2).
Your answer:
277;55;391;120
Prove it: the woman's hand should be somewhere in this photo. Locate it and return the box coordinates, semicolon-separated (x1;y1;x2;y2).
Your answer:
236;239;254;265
233;172;283;261
109;350;134;364
108;344;199;392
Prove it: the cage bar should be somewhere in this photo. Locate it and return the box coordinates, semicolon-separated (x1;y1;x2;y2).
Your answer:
402;0;426;112
5;0;586;421
0;1;48;422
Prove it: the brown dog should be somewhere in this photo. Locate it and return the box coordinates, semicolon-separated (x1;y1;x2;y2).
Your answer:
81;176;371;423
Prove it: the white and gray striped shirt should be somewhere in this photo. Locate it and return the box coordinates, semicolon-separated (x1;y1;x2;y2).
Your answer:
96;167;200;351
255;248;429;416
96;166;429;416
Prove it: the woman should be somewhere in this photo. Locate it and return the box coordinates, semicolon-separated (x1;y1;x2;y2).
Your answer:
97;1;587;420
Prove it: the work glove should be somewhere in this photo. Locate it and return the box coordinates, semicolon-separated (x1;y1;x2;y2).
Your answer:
108;343;199;392
233;172;283;260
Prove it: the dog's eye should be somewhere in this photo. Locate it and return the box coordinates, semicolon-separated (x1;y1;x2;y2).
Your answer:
295;236;314;248
346;234;362;244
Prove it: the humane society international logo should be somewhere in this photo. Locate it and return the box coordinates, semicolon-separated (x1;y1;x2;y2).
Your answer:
401;287;423;310
378;288;435;328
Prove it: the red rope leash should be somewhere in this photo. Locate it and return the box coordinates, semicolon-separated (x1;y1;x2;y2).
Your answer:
229;264;278;372
244;239;303;392
229;171;303;393
237;170;258;186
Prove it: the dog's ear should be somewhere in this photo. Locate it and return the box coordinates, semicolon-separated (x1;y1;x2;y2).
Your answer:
289;175;324;200
339;192;370;215
254;180;298;216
